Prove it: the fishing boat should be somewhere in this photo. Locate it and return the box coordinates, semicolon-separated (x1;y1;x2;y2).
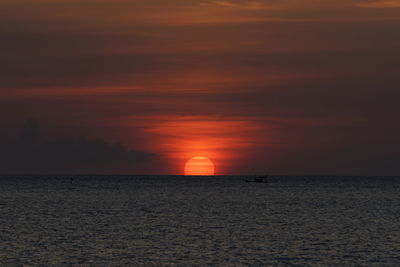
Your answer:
244;174;269;183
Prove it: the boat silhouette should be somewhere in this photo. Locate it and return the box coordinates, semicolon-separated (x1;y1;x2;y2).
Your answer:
244;174;269;183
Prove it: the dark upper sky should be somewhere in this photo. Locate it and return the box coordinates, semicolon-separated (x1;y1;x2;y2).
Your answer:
1;0;399;175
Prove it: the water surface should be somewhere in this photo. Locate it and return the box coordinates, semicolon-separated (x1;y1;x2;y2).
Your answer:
1;175;399;266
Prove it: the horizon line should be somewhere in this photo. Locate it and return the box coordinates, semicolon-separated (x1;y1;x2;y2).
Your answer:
0;174;399;177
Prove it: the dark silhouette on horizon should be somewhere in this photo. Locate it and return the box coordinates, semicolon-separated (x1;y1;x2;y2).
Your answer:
0;119;154;174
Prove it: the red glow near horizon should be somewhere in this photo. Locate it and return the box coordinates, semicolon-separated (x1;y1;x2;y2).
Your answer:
133;115;269;174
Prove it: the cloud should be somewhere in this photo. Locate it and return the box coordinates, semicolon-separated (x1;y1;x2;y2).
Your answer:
1;0;400;175
357;0;400;8
203;0;272;10
0;120;154;174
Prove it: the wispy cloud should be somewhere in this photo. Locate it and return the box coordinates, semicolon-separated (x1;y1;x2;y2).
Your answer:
357;0;400;8
202;0;272;10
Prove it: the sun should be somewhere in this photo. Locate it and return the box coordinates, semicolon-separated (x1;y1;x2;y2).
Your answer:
184;156;215;176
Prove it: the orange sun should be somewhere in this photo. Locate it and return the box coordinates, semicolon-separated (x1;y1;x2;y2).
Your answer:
184;156;215;176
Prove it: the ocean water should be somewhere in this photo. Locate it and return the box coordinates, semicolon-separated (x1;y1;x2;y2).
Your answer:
1;175;399;266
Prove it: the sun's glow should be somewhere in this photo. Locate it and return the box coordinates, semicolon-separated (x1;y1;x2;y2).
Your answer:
184;156;215;176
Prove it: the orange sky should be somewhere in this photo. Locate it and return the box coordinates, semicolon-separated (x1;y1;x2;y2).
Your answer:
0;0;399;175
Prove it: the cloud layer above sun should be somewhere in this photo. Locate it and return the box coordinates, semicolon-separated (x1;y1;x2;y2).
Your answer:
1;0;399;174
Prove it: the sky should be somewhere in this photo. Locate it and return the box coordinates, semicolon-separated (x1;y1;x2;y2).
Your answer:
1;0;399;175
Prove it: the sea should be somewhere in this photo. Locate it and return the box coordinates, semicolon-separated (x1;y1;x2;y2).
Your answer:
1;175;399;266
